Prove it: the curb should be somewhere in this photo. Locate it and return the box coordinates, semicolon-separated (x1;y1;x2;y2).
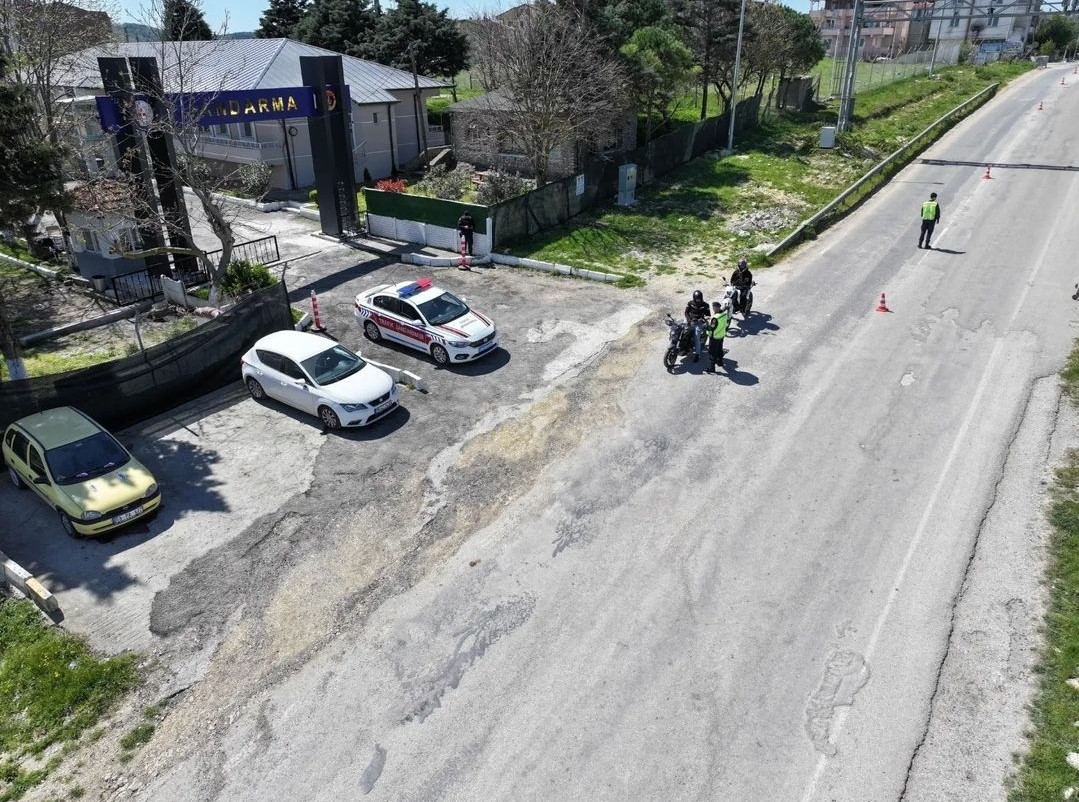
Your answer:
1;551;59;614
293;310;312;331
401;252;492;267
490;253;625;284
365;358;428;393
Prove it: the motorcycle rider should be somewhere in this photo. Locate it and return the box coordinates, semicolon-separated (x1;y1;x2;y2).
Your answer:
685;289;711;362
730;258;753;315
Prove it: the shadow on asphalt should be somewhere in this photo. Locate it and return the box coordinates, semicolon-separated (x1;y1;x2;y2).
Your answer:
286;255;397;301
669;355;759;386
358;339;511;376
251;394;412;439
929;248;966;255
722;359;759;386
733;312;779;337
452;347;512;376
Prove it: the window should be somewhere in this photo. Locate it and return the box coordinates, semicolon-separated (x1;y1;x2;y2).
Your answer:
987;4;996;25
256;349;282;372
7;430;30;462
497;134;527;156
950;9;960;26
84;119;99;138
373;112;379;125
94;155;106;173
27;446;47;479
45;433;130;485
397;301;421;321
373;295;398;313
80;230;96;252
300;345;366;386
214;123;229;137
236;121;255;140
276;357;306;381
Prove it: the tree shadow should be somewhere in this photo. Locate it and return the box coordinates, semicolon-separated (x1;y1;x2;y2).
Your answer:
287;254;397;301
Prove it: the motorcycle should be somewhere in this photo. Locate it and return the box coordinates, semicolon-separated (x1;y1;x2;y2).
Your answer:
725;281;756;319
664;314;705;371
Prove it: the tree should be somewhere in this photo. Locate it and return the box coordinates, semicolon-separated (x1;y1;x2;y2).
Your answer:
293;0;379;57
256;0;310;38
557;0;670;51
671;0;746;118
0;52;66;380
163;0;214;40
1034;16;1079;56
365;0;469;78
742;4;824;111
470;3;629;185
621;26;697;142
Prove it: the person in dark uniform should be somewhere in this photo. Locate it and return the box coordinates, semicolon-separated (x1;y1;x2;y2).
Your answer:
685;289;710;363
457;211;475;255
918;192;941;249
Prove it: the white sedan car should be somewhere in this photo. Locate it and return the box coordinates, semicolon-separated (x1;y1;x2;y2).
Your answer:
353;278;498;365
241;331;398;430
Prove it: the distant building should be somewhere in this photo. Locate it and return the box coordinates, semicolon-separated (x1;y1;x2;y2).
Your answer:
926;0;1037;64
810;0;922;59
1;0;111;56
57;39;449;192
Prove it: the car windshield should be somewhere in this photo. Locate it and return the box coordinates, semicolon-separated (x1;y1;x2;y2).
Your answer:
301;344;367;386
418;292;469;326
46;432;131;485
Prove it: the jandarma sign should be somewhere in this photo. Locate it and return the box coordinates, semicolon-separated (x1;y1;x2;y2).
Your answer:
95;85;348;131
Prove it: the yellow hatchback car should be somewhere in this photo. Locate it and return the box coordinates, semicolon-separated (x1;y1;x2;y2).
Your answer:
3;407;161;537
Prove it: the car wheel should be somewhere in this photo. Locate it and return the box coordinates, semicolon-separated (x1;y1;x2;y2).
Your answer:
8;465;24;489
246;377;266;400
431;344;450;366
318;406;342;430
58;510;79;538
364;321;382;342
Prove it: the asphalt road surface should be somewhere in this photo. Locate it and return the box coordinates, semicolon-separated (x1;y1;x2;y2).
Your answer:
109;66;1077;801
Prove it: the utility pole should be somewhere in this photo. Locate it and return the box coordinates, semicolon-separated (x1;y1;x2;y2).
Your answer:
726;0;750;152
837;0;864;132
408;42;429;167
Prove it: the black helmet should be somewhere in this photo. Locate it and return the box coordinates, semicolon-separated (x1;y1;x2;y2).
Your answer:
692;290;703;302
737;258;748;269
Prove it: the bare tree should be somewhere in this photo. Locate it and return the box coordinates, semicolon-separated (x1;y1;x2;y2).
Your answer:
469;3;628;186
75;5;258;304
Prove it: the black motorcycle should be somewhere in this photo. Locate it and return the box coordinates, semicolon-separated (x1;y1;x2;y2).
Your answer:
664;314;704;371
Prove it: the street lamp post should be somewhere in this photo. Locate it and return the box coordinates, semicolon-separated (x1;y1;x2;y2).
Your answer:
726;0;750;153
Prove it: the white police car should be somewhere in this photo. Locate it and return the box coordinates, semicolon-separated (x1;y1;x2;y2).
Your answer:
353;279;499;365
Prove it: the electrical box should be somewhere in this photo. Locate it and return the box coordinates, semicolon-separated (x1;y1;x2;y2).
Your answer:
820;126;836;149
617;163;637;206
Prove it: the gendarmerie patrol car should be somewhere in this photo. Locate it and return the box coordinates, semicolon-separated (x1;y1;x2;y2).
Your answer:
353;279;499;365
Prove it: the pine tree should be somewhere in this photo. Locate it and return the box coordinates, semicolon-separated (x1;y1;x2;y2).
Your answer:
163;0;214;41
256;0;310;39
365;0;468;77
293;0;378;57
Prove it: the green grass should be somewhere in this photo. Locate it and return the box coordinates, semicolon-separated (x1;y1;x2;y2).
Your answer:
1010;341;1079;800
0;241;38;264
118;725;154;751
503;61;1033;281
0;600;139;801
290;306;304;325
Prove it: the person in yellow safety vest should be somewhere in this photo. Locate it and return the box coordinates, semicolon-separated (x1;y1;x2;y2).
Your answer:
706;300;730;374
918;192;941;249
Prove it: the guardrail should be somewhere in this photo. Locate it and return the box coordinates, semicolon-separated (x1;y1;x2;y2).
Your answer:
767;83;999;259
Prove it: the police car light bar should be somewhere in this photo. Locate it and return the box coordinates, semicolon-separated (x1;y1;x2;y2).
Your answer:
398;278;433;297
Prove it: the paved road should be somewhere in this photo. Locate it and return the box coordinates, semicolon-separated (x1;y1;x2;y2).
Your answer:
109;66;1077;801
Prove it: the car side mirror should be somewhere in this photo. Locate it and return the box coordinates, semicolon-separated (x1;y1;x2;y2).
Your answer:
33;475;50;486
294;378;308;387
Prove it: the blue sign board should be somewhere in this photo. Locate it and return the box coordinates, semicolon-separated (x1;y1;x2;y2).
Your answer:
96;85;349;131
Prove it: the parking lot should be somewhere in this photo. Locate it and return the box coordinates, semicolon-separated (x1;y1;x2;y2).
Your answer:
0;239;653;659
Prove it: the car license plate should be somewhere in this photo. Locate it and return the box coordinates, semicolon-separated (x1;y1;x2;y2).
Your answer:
374;401;393;414
112;506;143;524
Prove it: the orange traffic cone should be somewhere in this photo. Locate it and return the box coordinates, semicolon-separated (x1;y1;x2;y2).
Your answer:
983;164;992;180
876;293;890;313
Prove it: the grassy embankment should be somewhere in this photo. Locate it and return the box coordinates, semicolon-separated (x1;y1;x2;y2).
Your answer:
1011;344;1079;800
0;600;139;801
502;61;1032;283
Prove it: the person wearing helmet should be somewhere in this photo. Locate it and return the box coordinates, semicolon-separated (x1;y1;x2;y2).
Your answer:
730;258;753;315
685;289;711;362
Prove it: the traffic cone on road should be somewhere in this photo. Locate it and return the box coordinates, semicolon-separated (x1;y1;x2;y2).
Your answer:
983;164;992;180
458;236;470;271
876;293;891;313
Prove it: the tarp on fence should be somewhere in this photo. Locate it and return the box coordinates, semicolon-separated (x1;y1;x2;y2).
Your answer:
0;283;293;431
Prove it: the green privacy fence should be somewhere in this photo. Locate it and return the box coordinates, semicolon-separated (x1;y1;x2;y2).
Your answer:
364;190;488;235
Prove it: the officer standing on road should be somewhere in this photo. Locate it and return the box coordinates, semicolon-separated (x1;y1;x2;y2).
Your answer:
706;300;730;374
457;211;475;256
918;192;941;249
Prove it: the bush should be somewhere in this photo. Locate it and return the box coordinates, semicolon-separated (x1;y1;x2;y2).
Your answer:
476;171;531;205
413;164;475;201
235;162;272;200
221;259;274;297
308;188;318;204
376;178;408;193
